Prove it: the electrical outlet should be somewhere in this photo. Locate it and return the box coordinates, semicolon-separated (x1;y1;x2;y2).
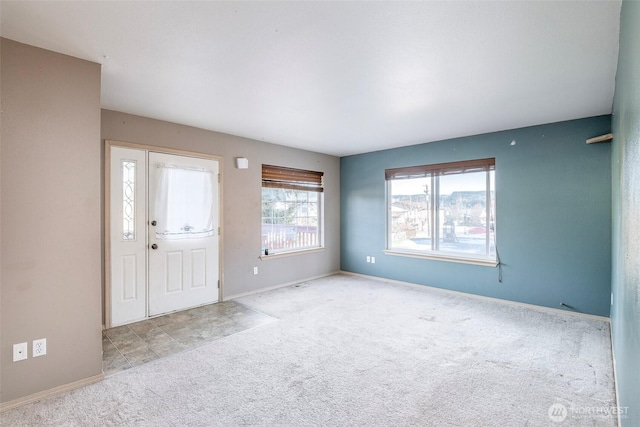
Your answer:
366;256;371;263
611;293;614;306
371;257;376;264
33;338;47;357
253;266;258;275
13;342;28;362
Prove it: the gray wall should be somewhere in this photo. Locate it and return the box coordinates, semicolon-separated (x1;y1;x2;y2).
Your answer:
101;110;341;308
341;116;612;316
1;39;103;403
611;1;640;424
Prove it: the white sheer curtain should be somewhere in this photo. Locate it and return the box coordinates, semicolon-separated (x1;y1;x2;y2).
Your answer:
154;164;216;240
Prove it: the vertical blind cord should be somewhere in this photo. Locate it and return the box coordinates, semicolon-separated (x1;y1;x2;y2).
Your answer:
495;244;503;283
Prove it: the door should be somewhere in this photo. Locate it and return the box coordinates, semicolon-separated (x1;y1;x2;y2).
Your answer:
147;152;220;316
109;145;220;327
110;146;147;326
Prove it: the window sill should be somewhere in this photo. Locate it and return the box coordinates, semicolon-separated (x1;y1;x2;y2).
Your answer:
383;249;498;267
260;247;325;261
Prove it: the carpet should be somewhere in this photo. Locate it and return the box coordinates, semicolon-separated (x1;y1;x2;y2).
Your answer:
0;274;617;426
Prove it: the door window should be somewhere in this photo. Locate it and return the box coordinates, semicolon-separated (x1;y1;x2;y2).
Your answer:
154;164;217;240
121;160;137;240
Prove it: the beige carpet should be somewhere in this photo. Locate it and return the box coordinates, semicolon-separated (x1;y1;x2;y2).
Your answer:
0;274;617;426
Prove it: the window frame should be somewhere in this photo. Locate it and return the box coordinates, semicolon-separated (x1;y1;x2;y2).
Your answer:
260;164;325;259
384;158;497;267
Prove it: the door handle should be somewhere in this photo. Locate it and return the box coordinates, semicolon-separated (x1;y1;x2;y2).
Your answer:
151;244;158;250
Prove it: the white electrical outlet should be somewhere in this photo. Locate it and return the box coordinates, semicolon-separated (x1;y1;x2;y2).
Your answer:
371;257;376;264
13;342;28;362
33;338;47;357
366;256;371;263
253;266;258;275
611;293;614;306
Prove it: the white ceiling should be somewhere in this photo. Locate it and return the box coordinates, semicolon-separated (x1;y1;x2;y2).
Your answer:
0;1;621;157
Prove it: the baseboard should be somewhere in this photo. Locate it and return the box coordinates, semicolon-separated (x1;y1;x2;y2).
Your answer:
609;322;622;426
340;270;611;322
225;270;341;301
0;373;104;413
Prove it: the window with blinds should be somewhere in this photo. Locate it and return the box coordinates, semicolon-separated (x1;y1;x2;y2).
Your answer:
261;165;324;255
385;158;496;264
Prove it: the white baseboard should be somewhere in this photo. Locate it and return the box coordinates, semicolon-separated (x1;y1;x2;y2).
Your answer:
340;270;611;322
609;322;622;426
0;373;104;413
225;270;341;301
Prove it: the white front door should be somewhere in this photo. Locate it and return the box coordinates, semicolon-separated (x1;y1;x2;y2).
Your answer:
147;152;219;316
109;145;220;326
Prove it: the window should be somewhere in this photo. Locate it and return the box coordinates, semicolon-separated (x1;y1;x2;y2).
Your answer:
154;163;216;240
385;158;496;264
121;160;137;240
261;165;323;255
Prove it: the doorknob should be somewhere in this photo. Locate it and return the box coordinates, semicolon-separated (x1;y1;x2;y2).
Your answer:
151;220;157;226
151;244;158;250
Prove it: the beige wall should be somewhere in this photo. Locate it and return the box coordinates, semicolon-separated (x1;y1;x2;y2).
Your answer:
1;39;103;403
101;110;341;310
0;36;340;405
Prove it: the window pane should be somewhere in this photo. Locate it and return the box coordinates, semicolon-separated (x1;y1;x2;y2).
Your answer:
389;178;432;251
262;187;321;252
438;171;492;256
122;160;136;241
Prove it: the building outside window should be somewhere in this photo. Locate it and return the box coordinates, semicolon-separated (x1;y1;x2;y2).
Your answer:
385;158;496;264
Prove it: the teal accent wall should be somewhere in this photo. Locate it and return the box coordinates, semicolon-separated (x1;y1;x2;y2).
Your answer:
611;1;640;424
341;116;612;316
